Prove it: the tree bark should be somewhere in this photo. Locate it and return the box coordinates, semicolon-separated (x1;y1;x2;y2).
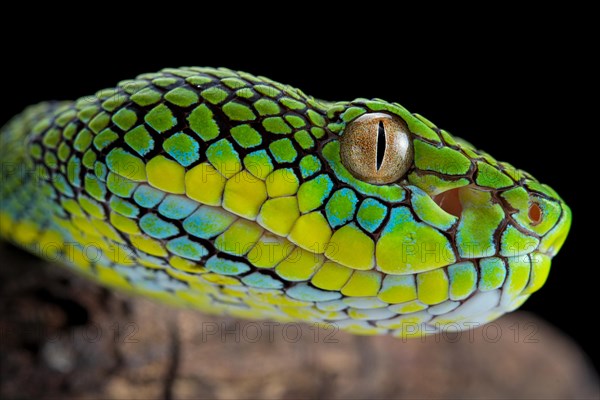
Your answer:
1;243;598;399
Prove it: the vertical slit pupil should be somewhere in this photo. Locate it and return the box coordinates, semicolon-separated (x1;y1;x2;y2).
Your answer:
376;121;386;171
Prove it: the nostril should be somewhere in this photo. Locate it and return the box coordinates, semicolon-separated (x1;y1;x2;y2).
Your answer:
433;188;463;218
529;202;543;225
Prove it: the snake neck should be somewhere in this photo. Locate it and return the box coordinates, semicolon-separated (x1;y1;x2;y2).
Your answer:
0;101;72;247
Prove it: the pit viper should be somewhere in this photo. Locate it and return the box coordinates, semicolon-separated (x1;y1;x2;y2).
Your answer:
0;67;571;337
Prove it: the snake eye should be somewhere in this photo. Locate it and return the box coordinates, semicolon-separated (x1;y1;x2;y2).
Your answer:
340;113;413;184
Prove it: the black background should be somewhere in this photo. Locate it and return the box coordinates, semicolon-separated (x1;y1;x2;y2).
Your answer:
1;19;595;371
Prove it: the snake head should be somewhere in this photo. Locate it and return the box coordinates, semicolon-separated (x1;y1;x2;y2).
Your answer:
321;98;571;317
